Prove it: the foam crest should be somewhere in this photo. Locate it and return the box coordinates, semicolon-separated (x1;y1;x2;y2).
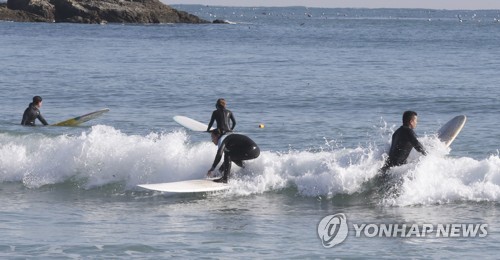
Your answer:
1;126;499;206
394;153;500;206
0;125;216;189
223;135;500;206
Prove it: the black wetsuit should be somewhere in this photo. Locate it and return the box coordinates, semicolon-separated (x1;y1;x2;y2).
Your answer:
210;134;260;182
381;125;426;173
207;108;236;134
21;103;48;126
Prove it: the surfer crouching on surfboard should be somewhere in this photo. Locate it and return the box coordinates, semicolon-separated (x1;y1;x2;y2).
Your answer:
207;98;236;135
379;110;427;175
21;96;49;126
207;130;260;183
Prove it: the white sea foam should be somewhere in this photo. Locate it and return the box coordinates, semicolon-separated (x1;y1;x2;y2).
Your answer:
1;125;499;205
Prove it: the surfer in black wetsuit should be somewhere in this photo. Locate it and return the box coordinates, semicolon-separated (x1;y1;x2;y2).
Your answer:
207;98;236;135
207;130;260;183
380;111;426;175
21;96;49;126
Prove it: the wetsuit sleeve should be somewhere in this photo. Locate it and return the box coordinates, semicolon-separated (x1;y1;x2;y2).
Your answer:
207;111;216;132
210;141;226;170
229;112;236;130
38;113;49;125
409;130;426;156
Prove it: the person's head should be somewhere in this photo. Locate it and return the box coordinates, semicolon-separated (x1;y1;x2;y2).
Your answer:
33;96;43;107
215;98;226;109
210;129;222;145
402;110;418;129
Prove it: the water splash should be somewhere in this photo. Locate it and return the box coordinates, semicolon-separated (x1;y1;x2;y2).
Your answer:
1;125;499;206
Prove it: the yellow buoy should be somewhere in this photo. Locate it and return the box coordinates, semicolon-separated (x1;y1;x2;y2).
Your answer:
259;124;265;128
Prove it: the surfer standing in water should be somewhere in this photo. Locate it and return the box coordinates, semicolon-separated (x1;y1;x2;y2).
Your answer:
207;98;236;135
207;129;260;183
380;110;427;175
21;96;49;126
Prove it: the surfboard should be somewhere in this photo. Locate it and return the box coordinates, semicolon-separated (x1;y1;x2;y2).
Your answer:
437;115;467;147
173;115;214;132
52;108;110;126
137;179;229;193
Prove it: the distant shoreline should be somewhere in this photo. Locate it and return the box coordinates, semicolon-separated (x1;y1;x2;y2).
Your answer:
0;1;208;24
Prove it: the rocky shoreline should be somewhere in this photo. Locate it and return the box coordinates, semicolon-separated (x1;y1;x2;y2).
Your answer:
0;0;210;24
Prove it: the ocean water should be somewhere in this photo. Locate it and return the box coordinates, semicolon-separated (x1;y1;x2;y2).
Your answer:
1;5;500;258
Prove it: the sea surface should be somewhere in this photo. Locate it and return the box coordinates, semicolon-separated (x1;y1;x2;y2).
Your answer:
1;5;499;258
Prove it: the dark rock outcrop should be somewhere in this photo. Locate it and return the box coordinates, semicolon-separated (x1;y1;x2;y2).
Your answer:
0;3;51;22
212;19;230;24
7;0;56;21
0;0;208;24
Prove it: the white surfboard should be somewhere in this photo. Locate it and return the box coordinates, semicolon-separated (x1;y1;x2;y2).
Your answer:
138;179;229;193
52;108;110;126
437;115;467;147
173;115;214;132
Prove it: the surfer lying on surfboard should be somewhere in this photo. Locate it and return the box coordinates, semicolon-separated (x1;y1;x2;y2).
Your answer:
207;130;260;183
379;110;427;175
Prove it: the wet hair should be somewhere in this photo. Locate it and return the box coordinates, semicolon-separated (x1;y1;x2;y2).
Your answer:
33;96;43;104
215;98;226;109
402;111;417;126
